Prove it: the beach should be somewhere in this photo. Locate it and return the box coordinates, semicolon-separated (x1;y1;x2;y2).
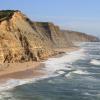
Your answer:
0;62;45;83
0;42;100;100
0;47;78;84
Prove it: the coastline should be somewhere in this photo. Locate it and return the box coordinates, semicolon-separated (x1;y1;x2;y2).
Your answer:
0;47;79;85
0;62;45;84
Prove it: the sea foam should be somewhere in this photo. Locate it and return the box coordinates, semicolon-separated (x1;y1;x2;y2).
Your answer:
0;48;85;91
72;70;89;75
43;48;86;75
90;59;100;65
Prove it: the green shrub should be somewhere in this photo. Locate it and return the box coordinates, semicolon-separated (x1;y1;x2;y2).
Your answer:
0;10;18;21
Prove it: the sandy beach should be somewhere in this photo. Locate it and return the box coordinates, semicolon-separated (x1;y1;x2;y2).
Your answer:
0;62;45;83
0;47;78;83
54;46;79;53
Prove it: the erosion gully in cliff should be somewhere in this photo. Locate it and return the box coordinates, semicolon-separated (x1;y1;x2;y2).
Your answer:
0;10;99;64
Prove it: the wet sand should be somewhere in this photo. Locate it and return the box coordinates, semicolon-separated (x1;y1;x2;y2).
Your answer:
0;62;45;83
0;47;79;83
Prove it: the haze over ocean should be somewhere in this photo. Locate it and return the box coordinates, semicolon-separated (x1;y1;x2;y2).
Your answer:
0;0;100;36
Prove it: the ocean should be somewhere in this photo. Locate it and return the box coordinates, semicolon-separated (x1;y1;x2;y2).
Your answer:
0;42;100;100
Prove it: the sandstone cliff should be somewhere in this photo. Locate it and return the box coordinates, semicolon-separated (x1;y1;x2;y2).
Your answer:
0;10;98;63
0;10;55;63
61;30;99;42
32;22;73;48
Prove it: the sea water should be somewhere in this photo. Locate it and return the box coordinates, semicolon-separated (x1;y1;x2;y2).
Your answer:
0;42;100;100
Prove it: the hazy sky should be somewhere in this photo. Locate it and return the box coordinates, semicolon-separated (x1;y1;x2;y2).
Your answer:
0;0;100;36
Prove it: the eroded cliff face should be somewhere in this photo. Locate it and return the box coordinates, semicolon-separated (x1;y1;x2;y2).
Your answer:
32;22;73;48
0;10;98;63
0;10;55;63
61;30;99;42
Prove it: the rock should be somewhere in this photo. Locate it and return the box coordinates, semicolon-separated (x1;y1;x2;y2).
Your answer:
0;10;98;64
61;30;99;42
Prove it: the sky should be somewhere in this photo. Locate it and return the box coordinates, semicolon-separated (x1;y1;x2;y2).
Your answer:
0;0;100;36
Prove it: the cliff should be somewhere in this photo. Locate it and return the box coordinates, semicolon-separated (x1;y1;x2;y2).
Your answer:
0;10;98;63
32;22;73;48
0;10;55;63
61;30;99;42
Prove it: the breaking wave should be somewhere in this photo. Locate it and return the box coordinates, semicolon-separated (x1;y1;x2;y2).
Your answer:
90;59;100;65
0;48;85;92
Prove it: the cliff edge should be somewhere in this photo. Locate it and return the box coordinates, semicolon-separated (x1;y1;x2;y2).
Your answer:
0;10;98;63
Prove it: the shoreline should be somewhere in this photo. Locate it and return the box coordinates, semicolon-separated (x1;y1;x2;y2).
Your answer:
0;47;79;84
0;62;45;84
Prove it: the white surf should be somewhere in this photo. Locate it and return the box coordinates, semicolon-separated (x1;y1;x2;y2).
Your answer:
90;59;100;65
